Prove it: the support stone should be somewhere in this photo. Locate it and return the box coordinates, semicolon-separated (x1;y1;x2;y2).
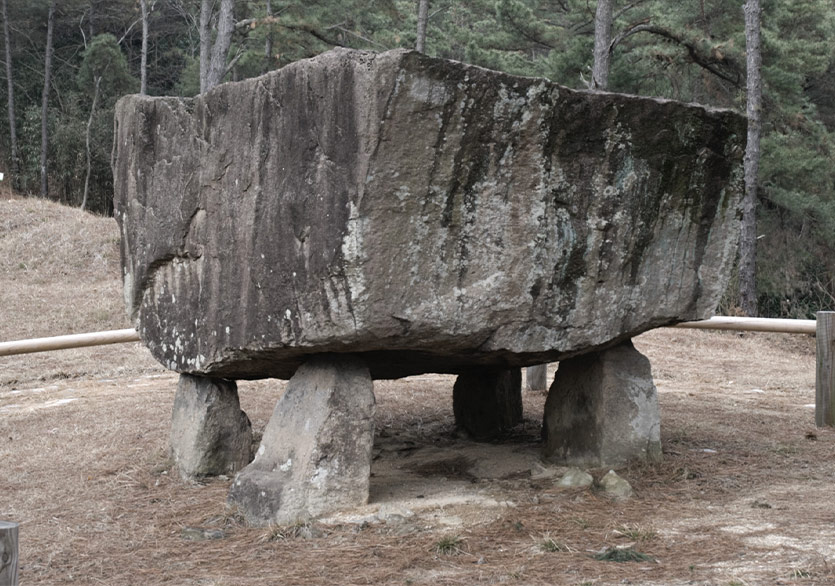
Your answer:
542;340;661;467
453;368;523;440
525;364;548;391
170;374;253;480
228;355;375;526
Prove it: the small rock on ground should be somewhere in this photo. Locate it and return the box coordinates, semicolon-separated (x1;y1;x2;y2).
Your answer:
557;467;594;488
530;461;560;480
599;470;633;499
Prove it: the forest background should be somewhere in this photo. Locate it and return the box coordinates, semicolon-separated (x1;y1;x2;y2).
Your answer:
1;0;833;318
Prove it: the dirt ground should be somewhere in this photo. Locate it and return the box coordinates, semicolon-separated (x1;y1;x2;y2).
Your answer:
2;197;835;585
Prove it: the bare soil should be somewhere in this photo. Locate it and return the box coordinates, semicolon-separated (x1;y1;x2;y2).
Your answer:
2;196;834;585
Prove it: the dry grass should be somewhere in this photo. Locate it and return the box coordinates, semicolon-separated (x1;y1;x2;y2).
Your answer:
2;195;835;585
0;196;162;385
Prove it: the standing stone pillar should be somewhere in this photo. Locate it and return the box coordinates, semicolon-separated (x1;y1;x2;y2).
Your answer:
453;367;523;440
170;374;253;480
525;364;549;391
228;355;375;526
542;340;662;467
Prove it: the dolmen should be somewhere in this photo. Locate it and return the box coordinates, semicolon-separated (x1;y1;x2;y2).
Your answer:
113;48;745;525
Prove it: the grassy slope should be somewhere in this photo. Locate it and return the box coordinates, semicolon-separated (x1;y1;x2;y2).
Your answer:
0;196;161;384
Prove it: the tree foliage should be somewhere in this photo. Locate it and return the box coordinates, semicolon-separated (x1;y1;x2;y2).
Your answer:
0;0;833;316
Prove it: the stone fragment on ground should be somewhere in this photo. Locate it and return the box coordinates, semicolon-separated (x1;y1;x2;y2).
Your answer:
557;467;594;488
599;470;634;499
228;356;375;526
530;461;560;480
542;340;662;467
169;374;252;480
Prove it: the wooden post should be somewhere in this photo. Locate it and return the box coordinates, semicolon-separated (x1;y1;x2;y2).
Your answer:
525;364;548;391
816;312;835;428
0;521;19;586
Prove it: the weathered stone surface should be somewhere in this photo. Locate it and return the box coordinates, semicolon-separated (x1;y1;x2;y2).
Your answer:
228;355;375;526
113;48;745;380
170;374;252;479
453;368;522;440
542;340;662;466
557;467;594;488
530;461;560;480
599;470;634;499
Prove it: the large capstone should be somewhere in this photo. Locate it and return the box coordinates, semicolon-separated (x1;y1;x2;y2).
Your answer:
228;355;375;526
113;48;745;380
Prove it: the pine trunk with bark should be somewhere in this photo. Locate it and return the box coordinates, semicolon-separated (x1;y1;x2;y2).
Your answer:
1;0;19;190
739;0;762;316
264;0;273;73
199;0;211;93
81;75;101;211
40;0;56;199
592;0;613;90
416;0;429;54
200;0;235;93
140;0;149;95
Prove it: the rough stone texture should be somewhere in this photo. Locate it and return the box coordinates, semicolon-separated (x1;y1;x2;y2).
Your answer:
228;355;375;526
542;340;662;467
557;467;594;488
599;470;634;499
113;48;745;380
453;368;522;440
170;374;252;479
530;461;559;480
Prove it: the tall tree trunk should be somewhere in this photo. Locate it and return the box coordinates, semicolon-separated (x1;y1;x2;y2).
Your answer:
739;0;762;316
200;0;235;93
415;0;429;53
592;0;613;90
263;0;273;73
199;0;211;93
40;0;56;199
88;0;95;38
81;75;101;211
140;0;149;95
1;0;19;191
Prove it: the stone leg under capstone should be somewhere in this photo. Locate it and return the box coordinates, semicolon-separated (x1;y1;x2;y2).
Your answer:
453;367;523;440
228;355;376;526
542;340;662;467
170;374;253;480
525;364;549;391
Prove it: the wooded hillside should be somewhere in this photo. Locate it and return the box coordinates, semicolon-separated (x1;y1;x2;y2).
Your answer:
1;0;833;318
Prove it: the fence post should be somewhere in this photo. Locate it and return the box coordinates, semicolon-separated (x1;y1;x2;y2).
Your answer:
816;311;835;428
0;521;19;586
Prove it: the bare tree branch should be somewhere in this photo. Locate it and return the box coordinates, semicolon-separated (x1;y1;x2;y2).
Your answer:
330;25;387;50
117;17;142;46
610;22;742;87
